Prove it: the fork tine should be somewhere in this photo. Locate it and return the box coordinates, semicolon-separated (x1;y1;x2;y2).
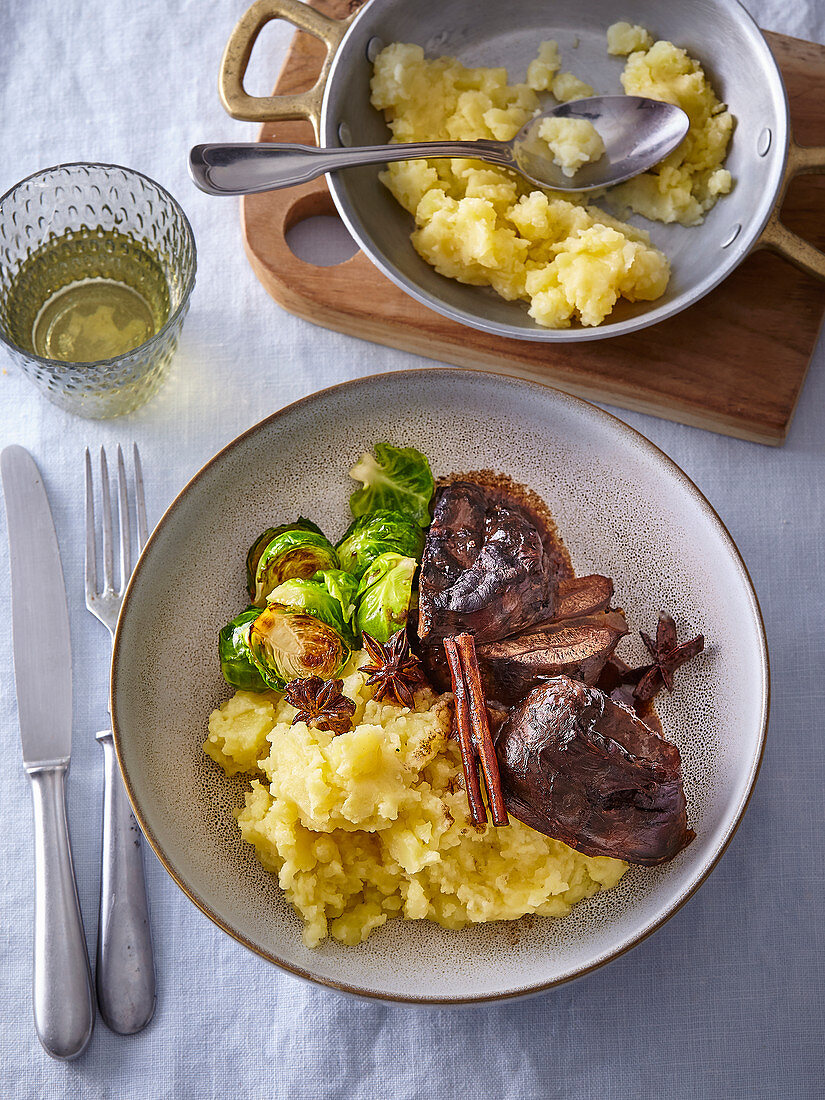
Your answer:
116;444;131;592
133;443;148;552
100;447;115;593
84;448;98;599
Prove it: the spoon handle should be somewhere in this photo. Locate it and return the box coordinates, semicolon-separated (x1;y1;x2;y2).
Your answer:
189;140;514;196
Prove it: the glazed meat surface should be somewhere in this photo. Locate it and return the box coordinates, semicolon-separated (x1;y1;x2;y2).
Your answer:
417;480;565;644
495;676;693;865
476;607;628;706
420;573;625;705
554;574;614;619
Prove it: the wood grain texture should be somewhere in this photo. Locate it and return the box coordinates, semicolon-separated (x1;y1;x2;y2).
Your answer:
240;3;825;444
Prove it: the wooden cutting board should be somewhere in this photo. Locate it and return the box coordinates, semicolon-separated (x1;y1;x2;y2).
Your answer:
241;5;825;445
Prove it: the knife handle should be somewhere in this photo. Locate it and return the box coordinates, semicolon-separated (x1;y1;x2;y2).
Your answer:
28;764;95;1060
95;730;156;1034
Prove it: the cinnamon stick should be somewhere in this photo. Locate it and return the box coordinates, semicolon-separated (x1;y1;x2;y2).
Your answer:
444;636;487;826
455;633;510;827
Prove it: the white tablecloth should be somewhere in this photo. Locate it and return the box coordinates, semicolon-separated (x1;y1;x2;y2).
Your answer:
1;2;823;1096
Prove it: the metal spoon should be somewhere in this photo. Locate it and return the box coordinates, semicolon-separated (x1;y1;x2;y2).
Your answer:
189;96;689;197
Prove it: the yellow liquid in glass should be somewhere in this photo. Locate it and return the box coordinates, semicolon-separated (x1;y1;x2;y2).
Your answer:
4;227;170;363
33;278;156;361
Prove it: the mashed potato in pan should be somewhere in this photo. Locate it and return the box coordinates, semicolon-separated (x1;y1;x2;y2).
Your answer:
368;25;734;328
205;654;627;947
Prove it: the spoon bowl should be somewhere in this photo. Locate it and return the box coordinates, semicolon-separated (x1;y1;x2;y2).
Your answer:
514;95;689;191
189;95;690;197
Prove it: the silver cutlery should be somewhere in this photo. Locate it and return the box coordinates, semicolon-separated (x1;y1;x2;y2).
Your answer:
85;444;156;1034
1;445;95;1060
189;95;689;196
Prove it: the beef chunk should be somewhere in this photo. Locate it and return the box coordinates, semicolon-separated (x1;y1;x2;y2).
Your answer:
554;574;614;619
420;574;627;705
475;608;628;706
495;676;693;865
417;481;564;644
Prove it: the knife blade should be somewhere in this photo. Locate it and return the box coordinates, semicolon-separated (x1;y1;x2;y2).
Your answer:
1;445;94;1060
3;446;73;767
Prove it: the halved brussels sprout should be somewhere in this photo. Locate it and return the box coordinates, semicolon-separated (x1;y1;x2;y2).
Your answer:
245;519;327;600
249;605;351;689
245;519;323;592
355;553;416;644
249;525;338;607
335;510;425;580
266;572;358;646
349;443;434;528
218;607;269;691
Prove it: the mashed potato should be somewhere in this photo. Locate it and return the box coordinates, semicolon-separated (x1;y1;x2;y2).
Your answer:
551;71;595;103
370;43;669;328
614;37;734;226
368;28;734;327
204;653;627;947
526;40;561;91
607;21;654;56
539;117;606;177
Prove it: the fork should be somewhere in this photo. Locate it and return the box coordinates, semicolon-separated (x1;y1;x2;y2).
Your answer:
85;444;156;1035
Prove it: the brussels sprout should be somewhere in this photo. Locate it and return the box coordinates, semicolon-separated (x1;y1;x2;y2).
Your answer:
267;573;357;646
249;526;338;607
355;553;416;644
249;604;351;689
349;443;434;528
245;518;327;600
313;569;359;630
335;510;425;580
219;608;269;692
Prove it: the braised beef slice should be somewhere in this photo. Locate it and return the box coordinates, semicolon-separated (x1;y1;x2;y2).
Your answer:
495;676;693;865
555;575;614;620
475;608;628;706
417;481;564;644
420;576;627;704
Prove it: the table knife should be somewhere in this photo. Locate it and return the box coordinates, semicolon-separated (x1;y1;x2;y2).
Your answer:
1;445;95;1060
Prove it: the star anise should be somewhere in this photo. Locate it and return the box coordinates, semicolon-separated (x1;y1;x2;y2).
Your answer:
360;629;428;708
284;676;356;736
633;612;705;704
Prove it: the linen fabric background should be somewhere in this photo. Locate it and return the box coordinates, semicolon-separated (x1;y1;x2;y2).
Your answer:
0;1;823;1097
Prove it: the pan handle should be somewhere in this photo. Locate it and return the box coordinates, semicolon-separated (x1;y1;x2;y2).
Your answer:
759;140;825;281
219;0;357;140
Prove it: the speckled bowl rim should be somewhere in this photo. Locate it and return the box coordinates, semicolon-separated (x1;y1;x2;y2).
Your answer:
111;369;769;1004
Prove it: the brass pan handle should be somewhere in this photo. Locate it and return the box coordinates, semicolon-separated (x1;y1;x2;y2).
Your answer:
760;140;825;281
219;0;356;140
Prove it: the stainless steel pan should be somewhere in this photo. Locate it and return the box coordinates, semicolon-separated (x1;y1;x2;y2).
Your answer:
220;0;825;342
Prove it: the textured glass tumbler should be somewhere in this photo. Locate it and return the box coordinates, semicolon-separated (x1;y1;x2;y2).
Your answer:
0;163;196;418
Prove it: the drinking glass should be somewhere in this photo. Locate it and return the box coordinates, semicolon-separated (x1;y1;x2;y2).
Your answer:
0;163;196;418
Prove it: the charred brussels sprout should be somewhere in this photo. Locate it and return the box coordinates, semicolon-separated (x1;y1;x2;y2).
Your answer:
335;510;425;580
266;573;357;646
349;443;434;528
245;518;325;595
219;608;269;691
249;605;351;688
355;553;416;644
248;524;337;606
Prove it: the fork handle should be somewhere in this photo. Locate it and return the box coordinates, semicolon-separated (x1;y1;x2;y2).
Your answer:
96;730;156;1034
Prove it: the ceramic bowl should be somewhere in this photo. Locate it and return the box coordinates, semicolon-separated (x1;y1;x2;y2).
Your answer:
111;370;768;1002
